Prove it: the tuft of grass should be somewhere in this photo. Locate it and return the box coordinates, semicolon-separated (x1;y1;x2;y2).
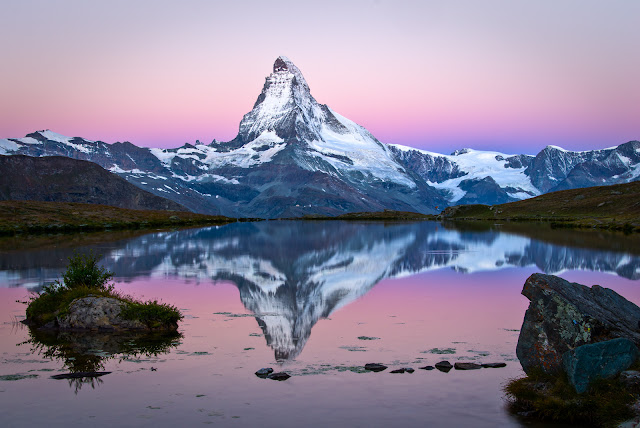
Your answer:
24;252;183;330
504;368;637;427
120;300;183;329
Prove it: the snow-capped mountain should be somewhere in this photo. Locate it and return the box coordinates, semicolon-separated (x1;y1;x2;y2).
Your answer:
1;56;639;217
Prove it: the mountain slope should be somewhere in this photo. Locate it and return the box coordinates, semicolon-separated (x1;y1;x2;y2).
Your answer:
0;155;187;211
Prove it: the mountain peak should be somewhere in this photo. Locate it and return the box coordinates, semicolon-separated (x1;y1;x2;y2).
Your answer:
236;56;318;143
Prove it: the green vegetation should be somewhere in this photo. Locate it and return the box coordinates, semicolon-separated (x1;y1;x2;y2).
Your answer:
24;252;183;329
0;200;242;236
441;181;640;233
504;368;637;427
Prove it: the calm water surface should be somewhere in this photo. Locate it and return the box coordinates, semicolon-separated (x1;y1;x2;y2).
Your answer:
1;221;639;427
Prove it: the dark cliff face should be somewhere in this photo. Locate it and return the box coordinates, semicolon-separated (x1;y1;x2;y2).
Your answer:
0;155;187;212
456;177;517;206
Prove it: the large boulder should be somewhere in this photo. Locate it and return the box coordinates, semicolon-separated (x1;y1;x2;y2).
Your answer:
563;338;638;393
57;296;148;331
516;273;640;374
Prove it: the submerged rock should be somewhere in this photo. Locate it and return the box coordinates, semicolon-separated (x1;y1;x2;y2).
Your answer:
454;362;482;370
51;371;112;380
435;361;453;372
516;274;640;374
364;363;387;372
563;338;638;394
267;372;291;381
419;365;435;371
390;368;414;374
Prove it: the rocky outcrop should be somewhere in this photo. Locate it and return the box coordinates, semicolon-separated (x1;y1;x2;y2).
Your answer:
41;296;180;332
516;273;640;375
56;296;149;331
563;338;638;393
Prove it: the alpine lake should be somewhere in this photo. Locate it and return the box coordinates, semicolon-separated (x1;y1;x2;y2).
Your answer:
1;220;639;427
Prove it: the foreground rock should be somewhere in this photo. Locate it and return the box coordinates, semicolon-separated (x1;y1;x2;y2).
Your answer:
563;338;638;393
516;273;640;374
53;297;148;331
27;296;178;332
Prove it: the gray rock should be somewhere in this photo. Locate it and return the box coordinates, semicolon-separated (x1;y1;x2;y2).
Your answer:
454;362;482;370
481;362;507;368
390;368;414;374
516;273;640;374
56;297;148;331
435;361;453;372
255;368;274;378
563;338;638;393
419;365;435;370
267;372;290;381
364;363;387;372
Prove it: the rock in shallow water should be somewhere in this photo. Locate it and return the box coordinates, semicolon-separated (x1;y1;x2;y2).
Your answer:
364;363;387;372
516;273;640;374
435;361;453;372
563;338;638;394
255;368;274;378
481;362;507;368
454;362;482;370
419;365;435;371
390;368;414;374
267;372;291;381
56;297;148;331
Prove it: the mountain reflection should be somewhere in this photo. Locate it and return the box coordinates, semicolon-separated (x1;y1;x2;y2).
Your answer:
2;221;639;361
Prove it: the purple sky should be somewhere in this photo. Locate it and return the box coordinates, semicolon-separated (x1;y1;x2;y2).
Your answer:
1;0;638;154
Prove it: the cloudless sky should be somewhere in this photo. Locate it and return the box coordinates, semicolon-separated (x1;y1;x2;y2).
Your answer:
1;0;638;154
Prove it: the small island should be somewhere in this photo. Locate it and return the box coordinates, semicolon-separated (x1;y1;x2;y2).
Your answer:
23;252;183;331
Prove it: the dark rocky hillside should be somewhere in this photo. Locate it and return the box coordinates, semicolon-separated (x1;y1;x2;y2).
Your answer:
0;155;188;212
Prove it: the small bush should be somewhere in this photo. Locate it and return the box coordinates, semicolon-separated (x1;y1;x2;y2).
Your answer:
24;252;182;330
120;300;183;329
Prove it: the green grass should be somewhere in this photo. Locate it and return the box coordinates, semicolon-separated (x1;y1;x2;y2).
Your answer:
24;252;183;330
0;200;241;236
504;368;637;427
441;181;640;233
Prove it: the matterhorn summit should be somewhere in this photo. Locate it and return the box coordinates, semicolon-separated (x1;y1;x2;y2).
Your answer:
237;56;346;144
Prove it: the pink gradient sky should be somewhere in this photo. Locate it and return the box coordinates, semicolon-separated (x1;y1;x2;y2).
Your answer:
1;0;638;154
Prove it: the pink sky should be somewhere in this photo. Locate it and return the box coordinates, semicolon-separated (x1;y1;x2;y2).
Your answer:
1;0;638;154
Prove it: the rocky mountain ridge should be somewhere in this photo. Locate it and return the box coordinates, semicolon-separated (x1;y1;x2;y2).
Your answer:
1;57;639;217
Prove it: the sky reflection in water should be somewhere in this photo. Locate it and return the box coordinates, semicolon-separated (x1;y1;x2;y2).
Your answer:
0;221;639;427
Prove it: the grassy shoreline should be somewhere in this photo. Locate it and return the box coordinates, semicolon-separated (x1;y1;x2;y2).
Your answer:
0;200;246;236
439;181;640;233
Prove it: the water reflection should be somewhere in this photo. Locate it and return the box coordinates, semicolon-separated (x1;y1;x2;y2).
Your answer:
23;329;181;392
2;221;639;361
